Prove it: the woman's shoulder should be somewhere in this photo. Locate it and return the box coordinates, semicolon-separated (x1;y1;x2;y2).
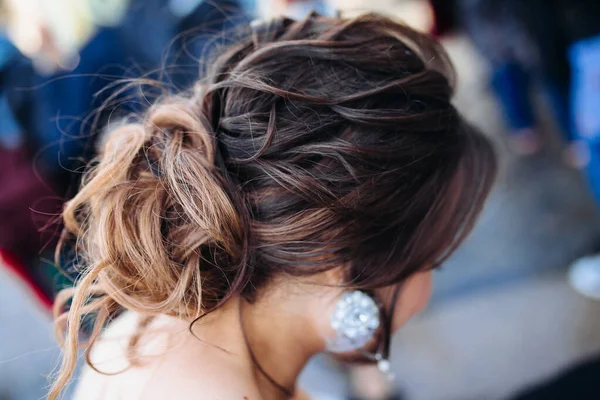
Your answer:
74;312;260;400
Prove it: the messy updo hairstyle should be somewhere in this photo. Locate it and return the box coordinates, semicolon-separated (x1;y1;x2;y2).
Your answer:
50;12;496;399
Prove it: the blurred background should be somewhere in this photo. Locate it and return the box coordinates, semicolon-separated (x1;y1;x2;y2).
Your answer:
1;0;600;399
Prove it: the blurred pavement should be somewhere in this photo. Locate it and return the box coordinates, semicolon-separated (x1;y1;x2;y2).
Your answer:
0;267;59;400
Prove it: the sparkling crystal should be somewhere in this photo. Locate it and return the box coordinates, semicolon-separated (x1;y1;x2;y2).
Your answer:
367;318;380;329
345;327;358;338
327;290;381;353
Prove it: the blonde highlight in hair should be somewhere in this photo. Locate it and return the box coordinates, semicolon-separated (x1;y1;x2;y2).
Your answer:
49;93;247;399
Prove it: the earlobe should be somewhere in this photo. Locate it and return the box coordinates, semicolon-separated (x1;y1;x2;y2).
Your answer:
389;271;433;332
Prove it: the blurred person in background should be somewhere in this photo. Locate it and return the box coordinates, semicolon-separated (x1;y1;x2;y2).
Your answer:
560;1;600;301
48;11;496;400
259;0;334;19
458;0;572;157
0;0;250;306
0;1;63;307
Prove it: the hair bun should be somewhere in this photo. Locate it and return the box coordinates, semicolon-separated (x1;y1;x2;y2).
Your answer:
64;96;246;320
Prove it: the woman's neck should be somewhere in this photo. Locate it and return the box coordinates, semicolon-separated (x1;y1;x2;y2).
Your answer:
189;281;336;399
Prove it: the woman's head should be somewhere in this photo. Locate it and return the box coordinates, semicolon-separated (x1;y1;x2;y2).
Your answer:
51;12;496;398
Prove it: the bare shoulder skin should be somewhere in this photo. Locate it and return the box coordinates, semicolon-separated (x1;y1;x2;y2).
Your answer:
74;312;263;400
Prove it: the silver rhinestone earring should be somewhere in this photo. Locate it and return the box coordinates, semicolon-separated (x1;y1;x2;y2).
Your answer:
326;290;381;353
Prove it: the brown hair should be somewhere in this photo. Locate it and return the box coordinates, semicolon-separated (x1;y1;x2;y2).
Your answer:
50;12;496;399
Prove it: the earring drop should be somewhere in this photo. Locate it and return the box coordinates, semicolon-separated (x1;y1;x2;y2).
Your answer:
374;353;396;381
326;290;380;353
